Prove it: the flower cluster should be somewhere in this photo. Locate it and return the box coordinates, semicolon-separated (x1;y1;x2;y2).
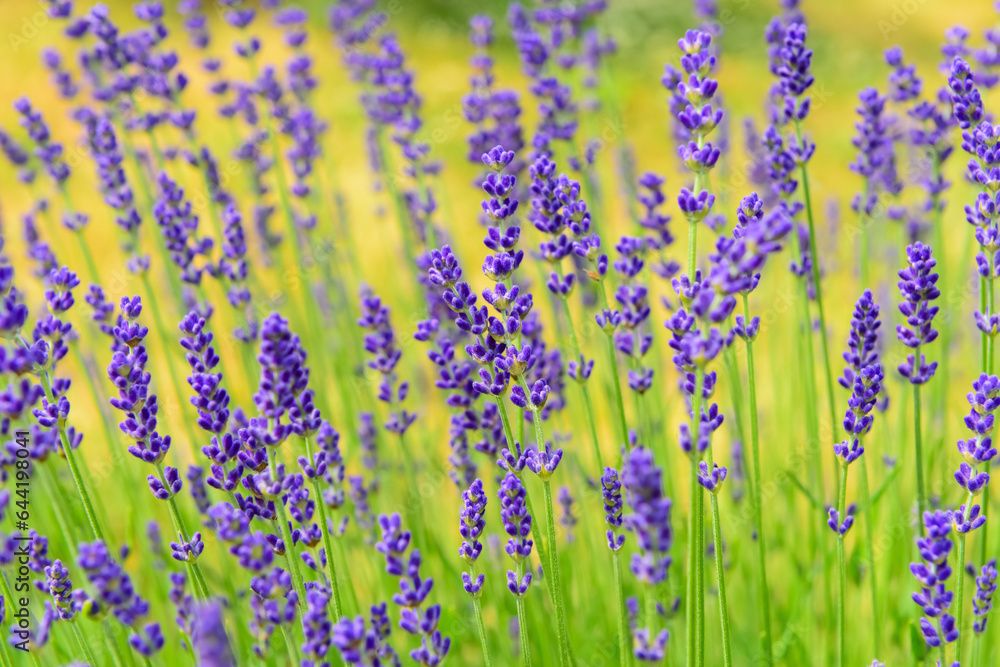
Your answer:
106;297;178;496
459;478;487;597
359;289;416;435
910;511;958;649
662;30;724;226
896;242;940;384
621;445;671;660
499;472;533;598
376;513;450;664
953;374;998;534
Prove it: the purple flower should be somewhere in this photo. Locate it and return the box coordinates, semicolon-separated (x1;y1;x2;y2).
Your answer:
973;558;998;633
840;290;882;390
948;56;985;129
190;601;236;667
896;242;940;384
602;467;626;551
106;296;175;471
697;461;728;494
78;540;157;645
910;511;958;648
622;446;673;586
459;479;487;597
849;87;894;216
358;290;416;436
375;512;450;664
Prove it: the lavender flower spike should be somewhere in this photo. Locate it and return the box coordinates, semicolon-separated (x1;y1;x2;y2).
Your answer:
459;479;487;597
896;242;940;385
621;445;671;661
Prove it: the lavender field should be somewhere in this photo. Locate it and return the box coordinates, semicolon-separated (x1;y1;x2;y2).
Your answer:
0;0;998;665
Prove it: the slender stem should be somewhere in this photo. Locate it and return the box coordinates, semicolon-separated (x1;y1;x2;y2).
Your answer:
695;402;705;666
37;463;80;556
708;492;732;667
703;404;732;667
58;185;102;286
372;126;420;278
956;492;975;663
541;478;574;667
686;451;697;667
858;452;880;655
495;394;555;607
102;619;129;667
303;435;344;620
558;296;603;469
795;121;840;486
687;369;705;667
0;627;11;667
913;378;927;537
836;462;849;667
469;561;494;667
981;254;995;564
599;282;630;448
36;370;104;543
686;168;703;278
741;295;773;665
268;444;308;606
515;560;533;667
280;624;302;667
71;621;100;667
155;461;210;600
858;177;871;291
611;548;631;667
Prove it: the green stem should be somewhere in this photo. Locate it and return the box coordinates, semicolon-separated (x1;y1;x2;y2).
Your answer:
741;295;773;665
795;121;840;487
956;492;975;664
469;561;493;667
687;168;703;278
558;296;603;469
155;460;210;600
303;434;344;620
372;126;420;278
836;462;849;667
704;405;732;667
515;560;533;667
280;623;302;667
268;443;308;606
686;456;697;667
36;369;104;543
59;185;102;286
0;628;11;667
102;619;130;667
70;621;99;667
611;548;631;667
687;370;705;667
494;393;555;608
859;178;871;291
913;377;927;537
982;256;995;564
36;463;80;556
541;478;574;667
599;282;629;448
708;492;732;666
858;453;880;655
